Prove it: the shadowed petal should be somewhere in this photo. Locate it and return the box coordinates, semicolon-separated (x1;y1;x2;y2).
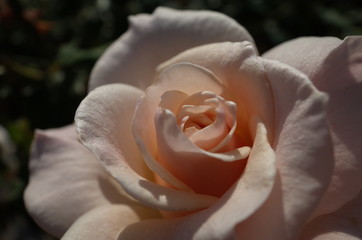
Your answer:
300;191;362;240
264;36;362;218
235;58;334;239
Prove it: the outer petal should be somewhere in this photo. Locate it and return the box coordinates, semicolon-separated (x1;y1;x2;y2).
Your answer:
89;7;254;91
235;59;334;239
300;191;362;240
262;37;342;81
264;36;362;217
263;36;362;89
118;122;276;240
62;205;159;240
24;125;133;238
75;84;217;212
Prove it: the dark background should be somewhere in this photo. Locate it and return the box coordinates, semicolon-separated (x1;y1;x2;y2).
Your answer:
0;0;361;239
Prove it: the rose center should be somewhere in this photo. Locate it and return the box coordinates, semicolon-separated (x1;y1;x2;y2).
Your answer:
178;105;216;137
159;90;239;152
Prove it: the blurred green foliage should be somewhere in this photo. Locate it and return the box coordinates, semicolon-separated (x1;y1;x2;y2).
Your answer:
0;0;361;239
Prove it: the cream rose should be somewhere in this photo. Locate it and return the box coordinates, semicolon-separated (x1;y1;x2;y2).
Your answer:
25;7;362;240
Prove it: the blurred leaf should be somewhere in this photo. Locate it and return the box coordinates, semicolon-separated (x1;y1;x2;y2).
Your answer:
7;118;32;152
0;175;23;204
7;60;44;80
56;42;109;66
318;6;351;28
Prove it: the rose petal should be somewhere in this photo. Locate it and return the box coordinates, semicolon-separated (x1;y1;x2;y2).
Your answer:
306;232;361;240
183;104;228;149
311;37;362;218
133;62;229;190
159;90;189;114
300;191;362;240
263;36;362;89
160;91;237;151
24;125;131;238
75;83;150;178
262;36;342;81
159;42;274;144
156;109;250;163
119;122;276;240
155;108;250;197
176;93;238;152
188;100;236;151
314;83;362;218
235;59;334;239
89;7;254;91
75;83;218;211
62;205;159;240
266;57;333;235
315;36;362;88
264;36;362;218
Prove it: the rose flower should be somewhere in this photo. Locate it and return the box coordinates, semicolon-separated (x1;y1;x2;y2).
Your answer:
25;7;362;240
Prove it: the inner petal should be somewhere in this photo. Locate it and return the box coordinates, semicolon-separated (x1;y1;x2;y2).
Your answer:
173;91;239;152
159;90;189;114
187;105;228;150
179;105;216;130
133;63;227;190
155;108;250;197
